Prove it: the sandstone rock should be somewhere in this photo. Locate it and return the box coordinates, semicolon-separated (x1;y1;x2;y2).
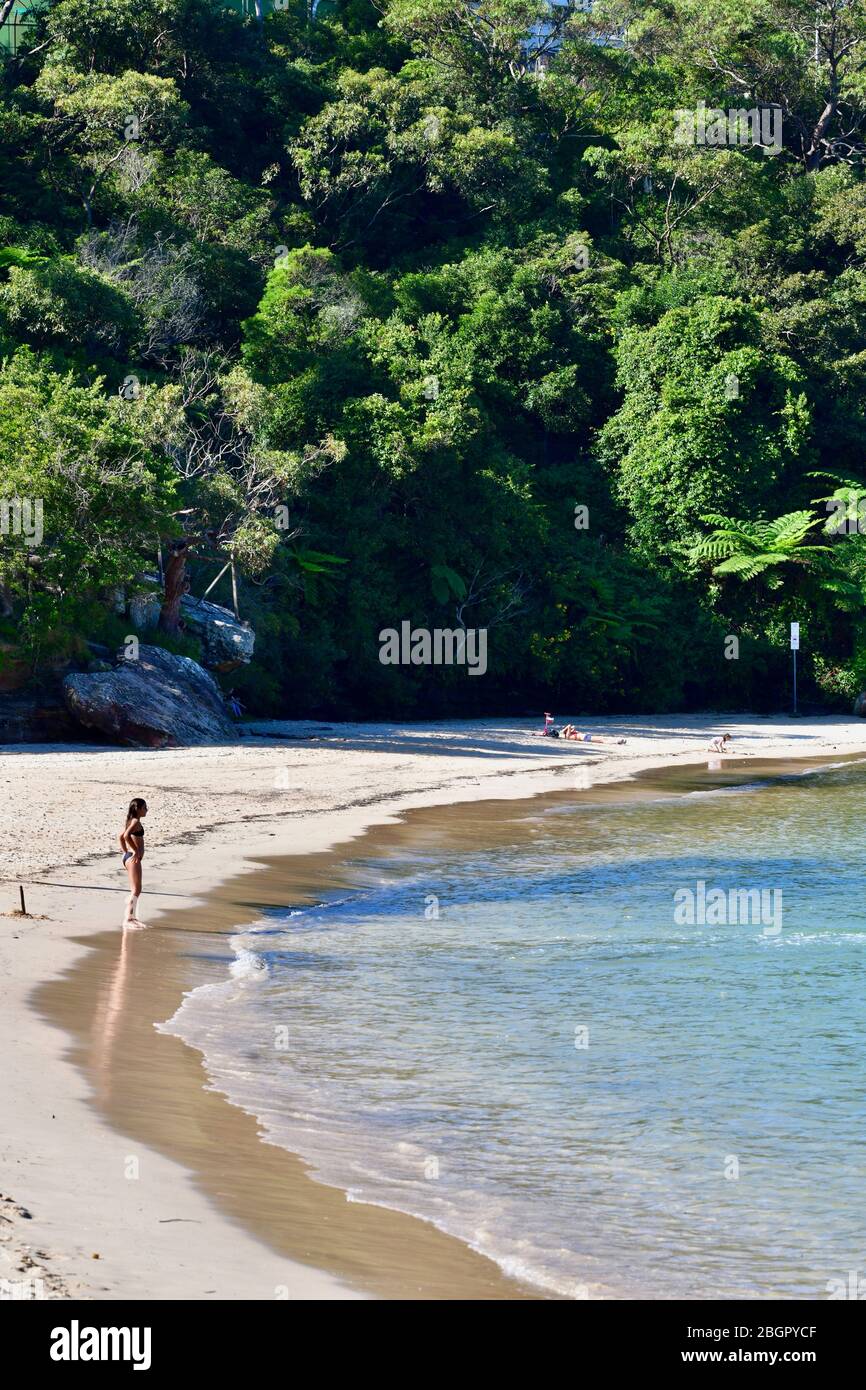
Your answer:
128;590;162;630
63;645;234;748
178;593;255;671
135;574;254;670
0;692;79;743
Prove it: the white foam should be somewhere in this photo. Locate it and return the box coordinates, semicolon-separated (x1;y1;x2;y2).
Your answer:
229;948;269;981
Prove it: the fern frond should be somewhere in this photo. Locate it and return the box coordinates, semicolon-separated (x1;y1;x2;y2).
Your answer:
765;511;822;548
713;554;777;579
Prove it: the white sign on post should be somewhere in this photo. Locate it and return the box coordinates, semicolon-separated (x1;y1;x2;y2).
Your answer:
790;622;800;650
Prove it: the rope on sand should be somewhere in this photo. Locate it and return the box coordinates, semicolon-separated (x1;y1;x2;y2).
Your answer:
0;877;195;898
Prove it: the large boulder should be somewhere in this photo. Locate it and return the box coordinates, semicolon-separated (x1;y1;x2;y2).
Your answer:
63;645;235;748
133;575;255;671
179;593;255;671
854;692;866;718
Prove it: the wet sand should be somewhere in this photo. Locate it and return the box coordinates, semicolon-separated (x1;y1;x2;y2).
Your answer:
33;843;540;1299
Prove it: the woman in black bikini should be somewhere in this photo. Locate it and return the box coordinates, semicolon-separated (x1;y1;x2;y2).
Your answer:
118;797;147;925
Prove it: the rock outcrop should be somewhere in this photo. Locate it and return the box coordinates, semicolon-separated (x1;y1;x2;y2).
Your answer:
0;692;80;743
63;645;235;748
179;593;255;671
130;578;254;671
128;590;162;631
854;692;866;717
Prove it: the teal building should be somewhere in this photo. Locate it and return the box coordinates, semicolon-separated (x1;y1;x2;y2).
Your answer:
0;2;38;55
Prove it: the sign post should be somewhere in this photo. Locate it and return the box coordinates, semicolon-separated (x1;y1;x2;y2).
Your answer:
790;622;800;714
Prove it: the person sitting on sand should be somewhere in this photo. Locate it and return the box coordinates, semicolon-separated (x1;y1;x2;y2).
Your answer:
560;725;626;744
118;797;147;926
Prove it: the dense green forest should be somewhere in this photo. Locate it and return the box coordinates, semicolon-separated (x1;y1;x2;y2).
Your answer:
3;0;866;717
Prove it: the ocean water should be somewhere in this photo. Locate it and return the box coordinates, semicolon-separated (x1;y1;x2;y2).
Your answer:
158;760;866;1299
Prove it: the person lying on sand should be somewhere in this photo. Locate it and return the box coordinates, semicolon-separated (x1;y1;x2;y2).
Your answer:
560;725;626;744
530;722;625;745
532;715;625;743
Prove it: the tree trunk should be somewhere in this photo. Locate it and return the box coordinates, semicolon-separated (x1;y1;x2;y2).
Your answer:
159;538;192;633
0;0;16;29
806;89;838;171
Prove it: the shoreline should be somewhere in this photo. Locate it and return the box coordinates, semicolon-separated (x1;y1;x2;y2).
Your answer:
4;715;866;1300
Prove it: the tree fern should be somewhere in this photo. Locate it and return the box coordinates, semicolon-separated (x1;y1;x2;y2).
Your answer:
690;511;831;579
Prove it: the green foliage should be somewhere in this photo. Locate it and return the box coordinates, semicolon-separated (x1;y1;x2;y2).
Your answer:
86;605;202;663
4;0;866;713
0;350;177;656
690;511;830;582
0;258;140;358
430;564;466;604
600;296;813;558
34;65;190;224
0;247;50;273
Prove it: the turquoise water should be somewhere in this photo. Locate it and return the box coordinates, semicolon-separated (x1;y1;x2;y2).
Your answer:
160;761;866;1298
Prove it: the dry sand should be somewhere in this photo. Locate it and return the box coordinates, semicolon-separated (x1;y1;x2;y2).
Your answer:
3;713;866;1301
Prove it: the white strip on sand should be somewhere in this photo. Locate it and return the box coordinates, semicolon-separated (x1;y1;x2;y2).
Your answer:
2;714;866;1300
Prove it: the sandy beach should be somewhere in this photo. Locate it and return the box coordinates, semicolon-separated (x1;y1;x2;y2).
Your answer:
3;713;866;1301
